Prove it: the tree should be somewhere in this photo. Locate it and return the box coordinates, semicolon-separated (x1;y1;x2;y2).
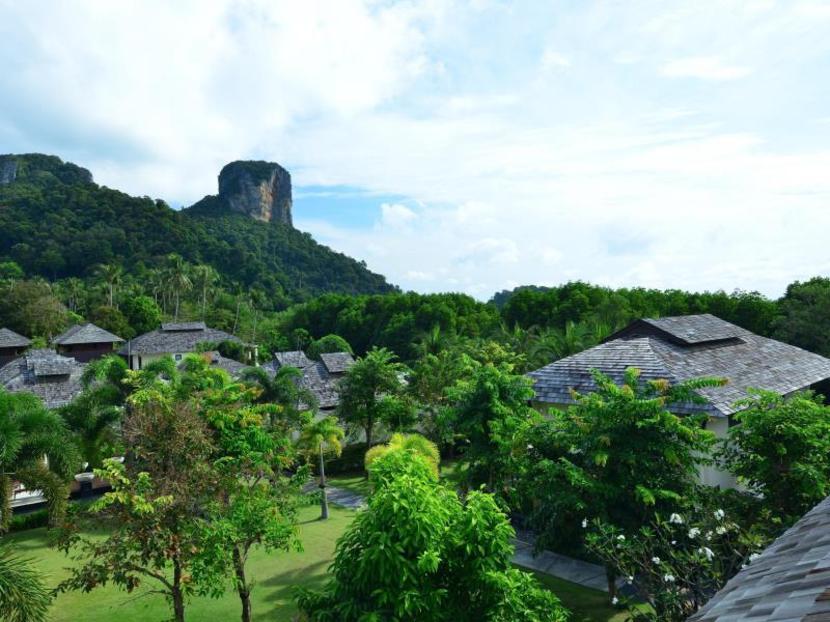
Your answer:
241;365;315;432
336;347;408;451
773;277;830;356
95;263;122;307
0;390;78;532
191;264;219;320
58;386;217;622
721;390;830;522
121;294;162;335
306;334;353;360
0;544;52;622
513;369;722;585
0;279;70;338
444;362;540;494
297;416;345;519
89;305;134;339
193;372;304;622
408;349;470;449
365;432;440;478
296;449;568;621
165;254;192;321
586;505;765;621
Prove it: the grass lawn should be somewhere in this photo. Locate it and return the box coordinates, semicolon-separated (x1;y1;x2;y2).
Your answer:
7;504;354;622
327;458;465;498
532;572;628;622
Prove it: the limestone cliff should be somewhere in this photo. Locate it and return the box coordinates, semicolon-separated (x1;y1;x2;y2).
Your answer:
217;160;293;226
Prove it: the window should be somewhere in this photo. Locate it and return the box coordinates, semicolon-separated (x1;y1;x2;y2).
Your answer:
174;354;182;361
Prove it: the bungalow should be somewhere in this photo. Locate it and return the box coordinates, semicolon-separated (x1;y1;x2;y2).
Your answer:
262;350;355;411
119;321;244;370
688;494;830;621
0;348;85;409
0;328;31;368
527;314;830;488
52;322;124;362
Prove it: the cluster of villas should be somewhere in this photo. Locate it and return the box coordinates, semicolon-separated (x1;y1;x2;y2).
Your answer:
4;314;830;618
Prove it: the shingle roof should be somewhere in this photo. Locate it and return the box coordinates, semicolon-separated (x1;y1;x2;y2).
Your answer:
53;322;124;345
320;352;355;374
0;328;30;349
528;315;830;417
272;351;313;370
0;348;85;408
119;324;240;355
161;321;206;332
688;495;830;622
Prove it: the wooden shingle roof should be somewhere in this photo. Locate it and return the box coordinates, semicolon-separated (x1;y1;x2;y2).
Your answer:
689;495;830;621
119;324;240;355
320;352;355;374
0;348;85;408
262;350;353;410
53;322;124;345
528;315;830;417
0;328;30;349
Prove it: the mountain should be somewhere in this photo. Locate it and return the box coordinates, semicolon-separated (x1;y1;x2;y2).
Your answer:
0;154;396;307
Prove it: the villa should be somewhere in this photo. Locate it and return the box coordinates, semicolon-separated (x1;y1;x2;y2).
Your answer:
52;322;124;362
527;314;830;488
0;348;86;409
0;327;31;368
263;350;355;411
119;321;245;370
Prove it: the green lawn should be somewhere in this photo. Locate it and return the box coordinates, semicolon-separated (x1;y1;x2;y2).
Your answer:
7;504;353;622
9;494;627;622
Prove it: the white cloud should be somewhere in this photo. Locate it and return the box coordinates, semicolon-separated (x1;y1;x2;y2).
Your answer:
541;49;571;69
379;203;418;228
660;56;751;80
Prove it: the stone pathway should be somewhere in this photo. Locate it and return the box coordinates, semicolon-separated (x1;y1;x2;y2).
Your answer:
321;483;610;592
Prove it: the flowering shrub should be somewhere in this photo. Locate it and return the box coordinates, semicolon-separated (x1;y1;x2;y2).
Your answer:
585;507;765;621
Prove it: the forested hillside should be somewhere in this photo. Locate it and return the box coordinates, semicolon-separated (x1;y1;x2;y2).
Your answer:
0;154;395;308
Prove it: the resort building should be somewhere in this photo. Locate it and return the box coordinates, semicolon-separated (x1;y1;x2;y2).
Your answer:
52;322;124;362
528;314;830;488
263;350;355;411
119;321;244;370
0;327;31;368
0;348;86;409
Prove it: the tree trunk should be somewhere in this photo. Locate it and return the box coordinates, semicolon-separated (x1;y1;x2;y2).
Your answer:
232;546;252;622
606;565;617;600
319;445;329;520
108;283;114;307
201;287;207;321
172;558;186;622
0;474;12;533
364;418;374;479
174;292;180;321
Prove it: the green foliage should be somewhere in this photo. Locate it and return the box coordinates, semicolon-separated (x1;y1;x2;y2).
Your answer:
721;390;830;522
513;369;722;556
119;294;162;335
445;363;540;494
306;333;353;360
0;279;70;338
0;543;52;622
365;433;440;477
336;347;411;449
0;390;78;532
296;450;568;622
89;305;134;339
773;277;830;356
585;504;765;621
8;508;49;532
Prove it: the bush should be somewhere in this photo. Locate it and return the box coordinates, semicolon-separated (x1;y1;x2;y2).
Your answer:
324;443;370;475
9;509;49;532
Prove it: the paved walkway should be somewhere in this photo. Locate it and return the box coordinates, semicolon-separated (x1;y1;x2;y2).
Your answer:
320;483;610;592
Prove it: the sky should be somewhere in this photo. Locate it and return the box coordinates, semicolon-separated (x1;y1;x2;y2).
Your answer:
2;0;830;300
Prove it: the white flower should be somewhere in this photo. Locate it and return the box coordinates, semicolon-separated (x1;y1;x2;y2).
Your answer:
663;574;676;583
749;553;760;562
688;527;701;539
627;575;634;582
699;546;715;561
714;509;725;520
617;535;626;542
527;444;534;450
611;596;619;605
716;526;727;535
705;531;713;541
581;519;588;529
671;540;677;545
669;513;684;525
651;556;661;564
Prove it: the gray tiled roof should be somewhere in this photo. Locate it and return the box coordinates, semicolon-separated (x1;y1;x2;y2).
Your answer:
263;351;353;410
119;324;240;355
0;349;85;409
53;322;124;345
320;352;355;374
528;315;830;417
0;328;30;349
161;321;207;332
272;351;313;369
635;314;744;344
689;495;830;622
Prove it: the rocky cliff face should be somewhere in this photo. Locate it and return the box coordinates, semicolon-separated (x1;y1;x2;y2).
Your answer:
217;160;293;226
0;156;18;184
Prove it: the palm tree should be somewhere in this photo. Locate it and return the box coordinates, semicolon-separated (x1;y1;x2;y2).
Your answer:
62;277;84;313
0;391;79;532
165;254;192;320
191;265;219;320
95;264;122;307
241;366;316;431
297;416;344;519
0;544;51;622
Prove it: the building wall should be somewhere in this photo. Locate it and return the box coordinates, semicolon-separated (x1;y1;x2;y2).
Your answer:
57;342;117;363
128;352;189;370
0;346;26;368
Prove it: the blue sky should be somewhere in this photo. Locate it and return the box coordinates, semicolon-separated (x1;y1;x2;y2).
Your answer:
2;1;830;299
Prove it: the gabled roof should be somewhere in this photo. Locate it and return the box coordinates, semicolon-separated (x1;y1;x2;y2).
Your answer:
0;328;30;349
528;315;830;417
0;348;85;408
271;351;313;370
161;321;206;332
53;322;124;346
689;495;830;621
320;352;355;374
119;324;240;355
